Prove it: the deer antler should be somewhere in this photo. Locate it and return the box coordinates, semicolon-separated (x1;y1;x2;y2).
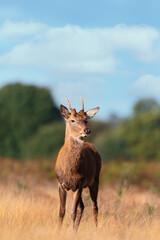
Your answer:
80;96;84;111
65;96;73;110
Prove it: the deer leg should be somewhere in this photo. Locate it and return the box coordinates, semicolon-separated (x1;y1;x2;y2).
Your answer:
71;189;82;231
89;183;99;226
58;184;66;227
74;196;84;231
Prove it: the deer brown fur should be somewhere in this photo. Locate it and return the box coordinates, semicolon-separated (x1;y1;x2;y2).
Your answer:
55;97;101;231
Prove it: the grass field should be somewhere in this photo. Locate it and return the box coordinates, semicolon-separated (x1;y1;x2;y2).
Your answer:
1;158;160;239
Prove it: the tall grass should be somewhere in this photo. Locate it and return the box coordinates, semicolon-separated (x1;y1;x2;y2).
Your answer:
1;158;160;239
1;180;160;240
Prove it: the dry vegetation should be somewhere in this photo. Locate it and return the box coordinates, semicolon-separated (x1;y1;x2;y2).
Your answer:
1;158;160;240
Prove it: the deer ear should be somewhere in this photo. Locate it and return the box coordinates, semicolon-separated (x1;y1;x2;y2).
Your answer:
86;107;100;119
60;105;70;119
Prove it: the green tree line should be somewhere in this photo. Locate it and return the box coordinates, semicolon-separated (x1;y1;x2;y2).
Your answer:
0;83;160;161
93;99;160;161
0;83;63;159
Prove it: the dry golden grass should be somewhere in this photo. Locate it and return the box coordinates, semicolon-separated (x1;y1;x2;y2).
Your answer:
1;158;160;239
1;176;160;240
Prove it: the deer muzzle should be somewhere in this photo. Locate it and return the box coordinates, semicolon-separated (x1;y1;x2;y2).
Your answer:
84;128;91;135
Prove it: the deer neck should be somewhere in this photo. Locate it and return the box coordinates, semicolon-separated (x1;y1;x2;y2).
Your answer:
64;126;84;148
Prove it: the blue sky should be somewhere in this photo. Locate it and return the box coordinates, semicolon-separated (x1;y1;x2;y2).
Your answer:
1;0;160;120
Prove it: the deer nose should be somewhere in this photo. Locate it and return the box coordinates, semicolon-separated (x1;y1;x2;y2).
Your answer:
84;128;91;135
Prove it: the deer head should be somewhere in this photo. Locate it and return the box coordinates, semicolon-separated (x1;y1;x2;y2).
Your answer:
60;97;99;139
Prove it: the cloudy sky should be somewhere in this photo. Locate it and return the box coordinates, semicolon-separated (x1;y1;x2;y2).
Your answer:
0;0;160;119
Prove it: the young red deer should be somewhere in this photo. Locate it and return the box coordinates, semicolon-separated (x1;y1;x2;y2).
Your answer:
55;97;101;231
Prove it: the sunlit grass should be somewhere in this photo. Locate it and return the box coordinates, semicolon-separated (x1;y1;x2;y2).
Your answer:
1;180;160;240
1;158;160;239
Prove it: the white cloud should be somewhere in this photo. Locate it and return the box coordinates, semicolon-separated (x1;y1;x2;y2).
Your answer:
0;20;47;40
131;74;160;99
0;21;159;76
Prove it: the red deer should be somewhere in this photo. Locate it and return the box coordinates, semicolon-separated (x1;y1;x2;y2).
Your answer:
55;97;101;231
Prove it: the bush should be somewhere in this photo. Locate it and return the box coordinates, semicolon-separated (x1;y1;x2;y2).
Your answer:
0;83;61;158
94;111;160;162
22;122;65;159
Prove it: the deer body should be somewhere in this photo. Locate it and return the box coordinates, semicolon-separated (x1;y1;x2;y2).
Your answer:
56;140;100;191
55;97;101;230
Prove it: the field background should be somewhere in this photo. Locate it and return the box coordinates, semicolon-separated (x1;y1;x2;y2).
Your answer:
0;84;160;239
1;158;160;240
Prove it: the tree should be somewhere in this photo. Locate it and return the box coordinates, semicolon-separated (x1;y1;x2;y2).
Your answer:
133;98;160;115
93;99;160;161
0;83;61;158
22;122;65;159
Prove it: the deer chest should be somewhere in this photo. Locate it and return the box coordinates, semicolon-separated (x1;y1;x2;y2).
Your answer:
55;147;96;191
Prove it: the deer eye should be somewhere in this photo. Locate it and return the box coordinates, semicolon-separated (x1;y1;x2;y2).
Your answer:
71;120;75;123
84;120;88;124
